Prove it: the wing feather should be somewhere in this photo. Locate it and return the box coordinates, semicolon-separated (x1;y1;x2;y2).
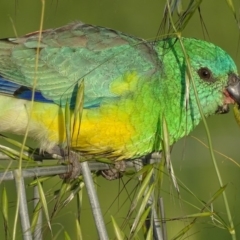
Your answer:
0;22;161;108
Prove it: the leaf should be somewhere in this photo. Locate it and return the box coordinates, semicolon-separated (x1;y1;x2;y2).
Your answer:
64;231;71;240
2;186;8;238
72;79;84;145
130;184;154;235
37;178;52;234
111;216;125;240
31;199;42;233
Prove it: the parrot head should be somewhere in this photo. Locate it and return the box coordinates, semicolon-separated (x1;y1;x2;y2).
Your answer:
160;38;240;120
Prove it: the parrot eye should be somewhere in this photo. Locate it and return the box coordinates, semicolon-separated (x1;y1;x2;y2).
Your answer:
197;67;213;81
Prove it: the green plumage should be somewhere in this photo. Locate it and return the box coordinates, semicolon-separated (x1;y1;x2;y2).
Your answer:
0;22;238;160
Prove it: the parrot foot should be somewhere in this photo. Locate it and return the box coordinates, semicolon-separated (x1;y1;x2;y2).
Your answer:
101;161;126;180
45;146;82;179
59;151;82;180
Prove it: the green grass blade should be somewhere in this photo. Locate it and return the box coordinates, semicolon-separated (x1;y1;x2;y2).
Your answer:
65;100;72;150
0;144;34;161
37;178;52;234
2;186;9;239
75;218;83;240
130;184;154;235
64;231;71;240
162;115;179;193
130;206;152;240
31;199;42;233
72;79;84;145
111;216;125;240
225;0;236;17
131;166;154;211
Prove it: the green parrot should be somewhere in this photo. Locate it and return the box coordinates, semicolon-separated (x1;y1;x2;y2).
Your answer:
0;21;239;163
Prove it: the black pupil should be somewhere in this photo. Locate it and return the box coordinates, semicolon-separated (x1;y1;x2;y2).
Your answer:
202;70;209;77
198;67;212;80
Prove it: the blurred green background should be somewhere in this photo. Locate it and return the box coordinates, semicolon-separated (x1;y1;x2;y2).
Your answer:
0;0;240;239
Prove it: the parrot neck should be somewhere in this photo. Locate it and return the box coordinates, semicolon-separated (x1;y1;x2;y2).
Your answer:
152;40;203;146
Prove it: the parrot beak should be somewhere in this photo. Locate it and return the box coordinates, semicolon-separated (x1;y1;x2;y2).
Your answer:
226;73;240;105
216;73;240;114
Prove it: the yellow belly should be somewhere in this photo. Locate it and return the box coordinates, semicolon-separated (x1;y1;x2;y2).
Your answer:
0;93;154;160
29;100;136;159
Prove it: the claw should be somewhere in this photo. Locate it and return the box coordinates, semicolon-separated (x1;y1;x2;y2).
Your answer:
101;161;126;180
58;150;82;179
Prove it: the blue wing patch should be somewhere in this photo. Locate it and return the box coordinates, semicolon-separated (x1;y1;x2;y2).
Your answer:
0;77;117;108
14;86;53;103
0;78;19;95
0;76;53;103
